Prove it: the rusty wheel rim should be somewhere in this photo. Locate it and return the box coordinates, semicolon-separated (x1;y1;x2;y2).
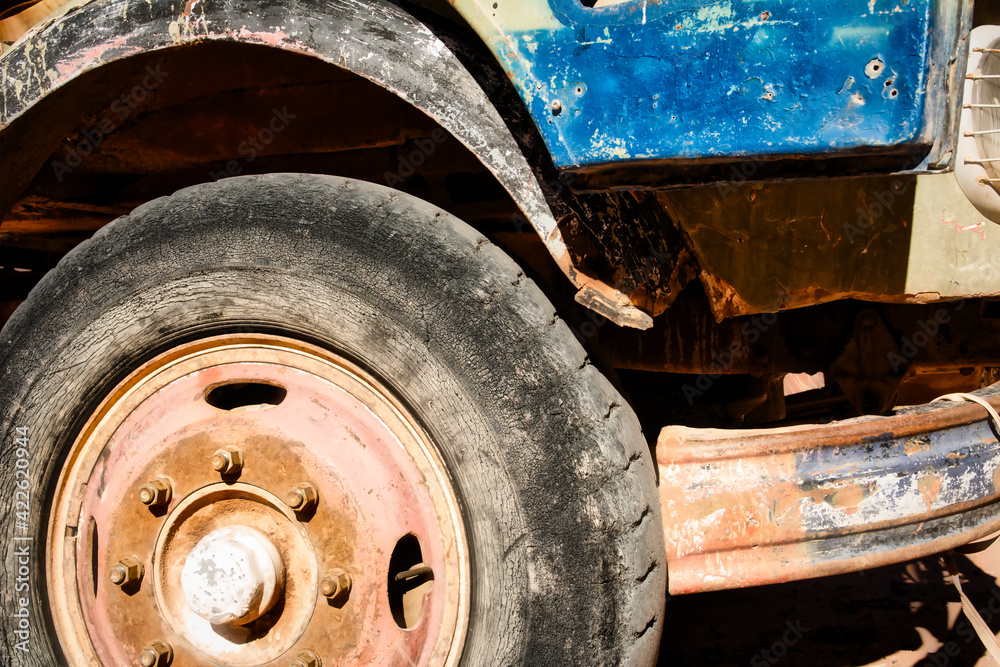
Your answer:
48;334;469;666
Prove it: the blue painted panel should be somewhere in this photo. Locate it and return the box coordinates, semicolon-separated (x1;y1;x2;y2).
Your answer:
491;0;943;168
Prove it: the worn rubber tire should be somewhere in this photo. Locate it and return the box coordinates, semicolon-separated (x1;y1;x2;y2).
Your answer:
0;173;665;666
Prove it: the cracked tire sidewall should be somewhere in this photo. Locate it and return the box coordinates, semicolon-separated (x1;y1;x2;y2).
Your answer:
0;174;666;666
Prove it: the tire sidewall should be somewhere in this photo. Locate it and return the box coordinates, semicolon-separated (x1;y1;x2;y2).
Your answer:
0;174;664;666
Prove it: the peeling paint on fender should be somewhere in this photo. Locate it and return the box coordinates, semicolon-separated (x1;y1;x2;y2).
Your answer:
451;0;963;170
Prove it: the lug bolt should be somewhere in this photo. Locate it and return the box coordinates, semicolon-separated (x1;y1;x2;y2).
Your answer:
210;446;244;475
138;639;173;666
138;477;172;508
285;482;319;512
319;568;352;601
289;649;322;667
109;556;144;587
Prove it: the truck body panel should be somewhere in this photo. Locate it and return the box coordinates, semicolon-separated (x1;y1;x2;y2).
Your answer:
451;0;969;177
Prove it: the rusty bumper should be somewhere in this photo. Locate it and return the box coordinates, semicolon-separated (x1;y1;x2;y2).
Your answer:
658;385;1000;595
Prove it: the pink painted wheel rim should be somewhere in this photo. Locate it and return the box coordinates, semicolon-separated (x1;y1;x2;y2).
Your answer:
47;334;469;666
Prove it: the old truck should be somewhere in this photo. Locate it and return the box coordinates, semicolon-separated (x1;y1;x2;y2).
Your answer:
2;0;1000;664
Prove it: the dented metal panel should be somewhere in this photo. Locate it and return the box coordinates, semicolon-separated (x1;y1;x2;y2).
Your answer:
657;171;1000;321
452;0;969;175
658;384;1000;594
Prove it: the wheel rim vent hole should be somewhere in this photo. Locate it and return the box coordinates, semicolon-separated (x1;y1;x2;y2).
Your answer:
89;518;100;598
205;382;287;411
388;535;434;629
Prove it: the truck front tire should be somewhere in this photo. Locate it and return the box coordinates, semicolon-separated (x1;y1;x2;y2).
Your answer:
0;174;665;666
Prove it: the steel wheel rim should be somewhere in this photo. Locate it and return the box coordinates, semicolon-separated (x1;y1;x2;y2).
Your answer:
47;333;470;666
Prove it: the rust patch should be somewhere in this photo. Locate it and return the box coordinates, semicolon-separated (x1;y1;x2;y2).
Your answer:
54;37;134;78
918;473;943;514
697;271;758;322
823;483;877;516
656;389;1000;594
180;0;198;19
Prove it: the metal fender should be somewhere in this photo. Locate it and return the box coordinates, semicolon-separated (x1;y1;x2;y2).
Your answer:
0;0;651;327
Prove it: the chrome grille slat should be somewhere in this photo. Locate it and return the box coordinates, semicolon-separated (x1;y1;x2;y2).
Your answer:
972;38;1000;190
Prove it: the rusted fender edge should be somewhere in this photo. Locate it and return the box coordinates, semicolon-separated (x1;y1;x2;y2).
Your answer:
658;384;1000;595
0;0;651;328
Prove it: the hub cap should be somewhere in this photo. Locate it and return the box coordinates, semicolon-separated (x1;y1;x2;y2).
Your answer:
181;525;284;626
48;334;469;666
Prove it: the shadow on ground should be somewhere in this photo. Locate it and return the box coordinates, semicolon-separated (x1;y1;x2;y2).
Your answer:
659;552;1000;667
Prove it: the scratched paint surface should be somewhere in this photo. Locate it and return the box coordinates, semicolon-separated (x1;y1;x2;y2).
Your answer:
657;386;1000;594
453;0;941;168
794;422;1000;534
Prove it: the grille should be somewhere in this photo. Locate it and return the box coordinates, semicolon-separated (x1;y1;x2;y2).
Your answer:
972;39;1000;192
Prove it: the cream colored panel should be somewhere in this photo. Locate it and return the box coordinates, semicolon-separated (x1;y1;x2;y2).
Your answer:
906;172;1000;297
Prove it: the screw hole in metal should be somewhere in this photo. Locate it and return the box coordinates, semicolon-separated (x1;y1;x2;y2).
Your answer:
865;57;885;79
205;382;287;411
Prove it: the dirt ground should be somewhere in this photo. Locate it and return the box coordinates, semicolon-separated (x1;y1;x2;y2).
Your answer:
658;539;1000;667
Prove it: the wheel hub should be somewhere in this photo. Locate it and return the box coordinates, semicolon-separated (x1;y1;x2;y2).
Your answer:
180;525;284;626
47;335;469;667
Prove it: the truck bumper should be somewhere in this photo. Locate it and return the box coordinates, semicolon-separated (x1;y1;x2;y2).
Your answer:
658;386;1000;595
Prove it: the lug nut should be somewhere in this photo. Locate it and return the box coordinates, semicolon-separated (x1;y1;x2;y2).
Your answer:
109;556;144;587
138;639;173;666
138;477;172;508
210;446;244;475
285;482;319;512
289;649;322;667
319;568;352;601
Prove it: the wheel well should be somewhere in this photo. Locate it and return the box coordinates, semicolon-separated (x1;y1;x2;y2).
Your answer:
0;40;559;325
